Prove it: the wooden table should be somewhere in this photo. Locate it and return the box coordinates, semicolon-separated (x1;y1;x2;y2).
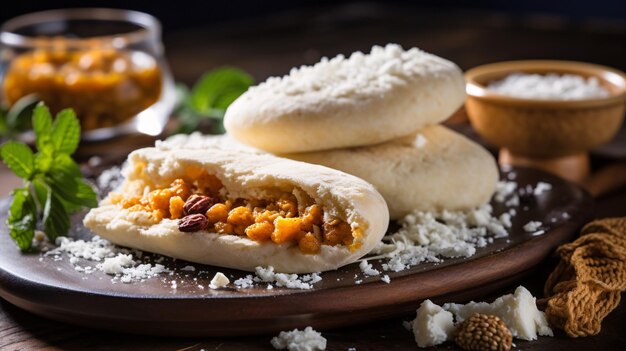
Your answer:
2;5;626;350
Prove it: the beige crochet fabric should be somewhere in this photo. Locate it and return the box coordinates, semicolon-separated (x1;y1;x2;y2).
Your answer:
544;218;626;337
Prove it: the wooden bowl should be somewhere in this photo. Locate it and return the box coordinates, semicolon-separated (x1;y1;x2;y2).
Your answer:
465;60;626;182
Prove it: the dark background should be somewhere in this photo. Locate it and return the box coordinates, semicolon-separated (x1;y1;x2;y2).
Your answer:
2;1;625;84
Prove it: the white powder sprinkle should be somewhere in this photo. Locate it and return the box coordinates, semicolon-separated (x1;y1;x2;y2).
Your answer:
487;73;610;100
271;326;327;351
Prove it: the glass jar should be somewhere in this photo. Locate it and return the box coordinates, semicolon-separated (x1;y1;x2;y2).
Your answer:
0;8;176;140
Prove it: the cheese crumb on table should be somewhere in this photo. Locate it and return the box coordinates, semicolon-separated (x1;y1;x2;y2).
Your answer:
209;272;230;289
271;327;327;351
412;300;456;347
410;286;552;348
444;286;553;340
487;73;610;100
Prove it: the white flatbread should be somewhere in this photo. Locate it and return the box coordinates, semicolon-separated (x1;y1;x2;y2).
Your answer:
224;44;465;153
283;125;499;219
84;147;389;273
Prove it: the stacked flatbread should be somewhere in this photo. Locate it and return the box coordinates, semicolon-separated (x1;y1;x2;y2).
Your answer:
224;44;498;219
85;44;499;273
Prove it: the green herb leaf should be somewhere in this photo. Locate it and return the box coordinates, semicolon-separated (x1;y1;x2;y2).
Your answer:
5;94;39;135
7;188;37;251
189;67;253;114
43;191;70;241
0;141;34;179
51;108;80;155
46;173;97;210
32;102;54;153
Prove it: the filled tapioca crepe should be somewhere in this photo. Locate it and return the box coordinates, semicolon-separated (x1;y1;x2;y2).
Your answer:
84;147;389;273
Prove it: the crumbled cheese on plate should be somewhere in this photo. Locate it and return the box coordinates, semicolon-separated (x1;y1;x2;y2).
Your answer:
209;272;230;289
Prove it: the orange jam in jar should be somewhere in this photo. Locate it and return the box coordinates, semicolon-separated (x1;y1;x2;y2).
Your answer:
3;46;162;130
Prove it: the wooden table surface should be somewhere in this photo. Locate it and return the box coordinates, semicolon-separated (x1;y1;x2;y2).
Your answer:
1;5;626;350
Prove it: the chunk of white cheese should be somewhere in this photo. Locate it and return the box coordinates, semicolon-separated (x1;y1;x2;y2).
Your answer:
271;326;327;351
412;300;455;347
209;272;230;289
443;286;553;340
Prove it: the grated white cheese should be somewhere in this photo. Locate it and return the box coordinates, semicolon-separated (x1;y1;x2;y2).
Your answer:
209;272;230;289
45;236;169;283
359;260;380;276
180;265;196;272
99;254;134;274
533;182;552;196
487;73;610;100
234;275;255;289
523;221;543;233
369;203;509;272
96;166;125;194
271;327;327;351
253;266;322;290
254;44;451;100
381;275;391;284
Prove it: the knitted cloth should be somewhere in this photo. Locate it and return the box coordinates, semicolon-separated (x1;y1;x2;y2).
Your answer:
544;218;626;337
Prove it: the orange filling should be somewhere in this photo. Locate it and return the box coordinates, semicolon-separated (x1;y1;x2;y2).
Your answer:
3;47;162;130
111;174;355;254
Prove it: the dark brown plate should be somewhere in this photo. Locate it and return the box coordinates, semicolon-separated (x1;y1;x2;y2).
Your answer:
0;167;593;337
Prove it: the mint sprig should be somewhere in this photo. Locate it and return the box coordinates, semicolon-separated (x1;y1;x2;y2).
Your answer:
1;102;97;251
175;67;253;134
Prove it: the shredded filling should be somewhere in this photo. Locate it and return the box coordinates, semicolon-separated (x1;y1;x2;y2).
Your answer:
109;171;357;254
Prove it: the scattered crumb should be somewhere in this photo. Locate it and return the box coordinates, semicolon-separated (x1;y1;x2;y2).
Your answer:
533;182;552;195
180;265;196;272
523;221;543;233
209;272;230;289
359;260;380;276
271;326;327;351
381;275;391;284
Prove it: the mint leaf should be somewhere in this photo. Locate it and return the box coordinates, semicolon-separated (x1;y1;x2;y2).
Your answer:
1;141;34;179
34;152;53;174
190;67;253;114
7;188;37;251
47;155;97;211
32;102;54;153
51;108;80;155
46;173;97;210
43;191;70;241
53;154;82;178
